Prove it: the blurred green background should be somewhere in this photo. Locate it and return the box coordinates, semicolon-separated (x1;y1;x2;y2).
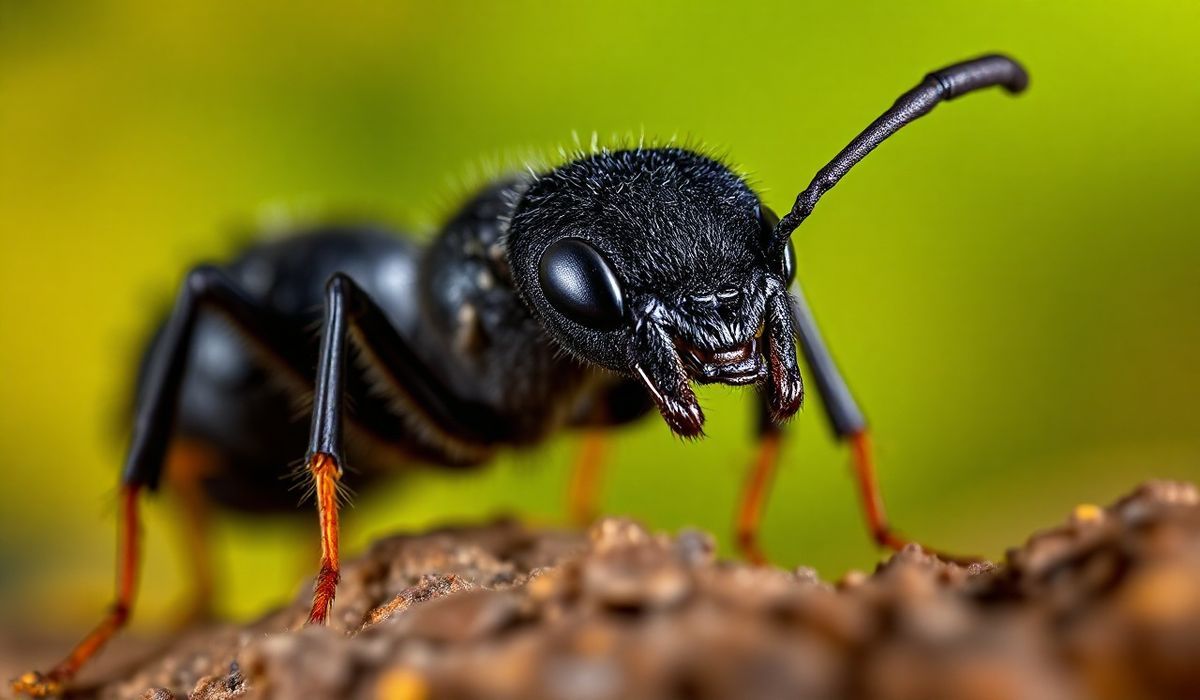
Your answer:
2;0;1199;632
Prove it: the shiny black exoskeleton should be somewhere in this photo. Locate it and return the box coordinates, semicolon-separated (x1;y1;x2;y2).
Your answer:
15;54;1030;697
129;54;1029;510
148;147;806;512
138;180;659;511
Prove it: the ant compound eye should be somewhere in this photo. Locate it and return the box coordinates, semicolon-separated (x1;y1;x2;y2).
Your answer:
538;238;625;329
781;237;797;284
758;205;796;283
758;204;780;235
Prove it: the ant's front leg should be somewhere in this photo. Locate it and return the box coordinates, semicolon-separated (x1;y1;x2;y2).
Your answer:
733;280;981;568
788;281;982;565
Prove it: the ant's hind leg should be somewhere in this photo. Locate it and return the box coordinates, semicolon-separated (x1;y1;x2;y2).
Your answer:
789;282;981;565
11;486;141;698
15;274;225;696
15;265;507;693
14;265;313;697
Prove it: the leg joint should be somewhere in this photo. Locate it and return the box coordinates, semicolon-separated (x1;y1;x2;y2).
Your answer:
109;602;131;624
324;271;355;298
307;451;343;480
182;264;225;297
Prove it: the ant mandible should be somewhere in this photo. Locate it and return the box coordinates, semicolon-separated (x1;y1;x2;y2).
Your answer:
14;54;1028;696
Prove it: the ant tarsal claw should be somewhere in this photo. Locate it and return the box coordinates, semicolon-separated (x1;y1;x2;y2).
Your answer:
11;670;65;698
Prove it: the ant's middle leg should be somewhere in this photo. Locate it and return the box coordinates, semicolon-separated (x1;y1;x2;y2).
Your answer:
151;269;514;629
302;273;512;623
133;268;510;627
15;265;516;696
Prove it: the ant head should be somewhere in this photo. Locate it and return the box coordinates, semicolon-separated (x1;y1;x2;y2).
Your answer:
507;148;802;436
507;55;1029;437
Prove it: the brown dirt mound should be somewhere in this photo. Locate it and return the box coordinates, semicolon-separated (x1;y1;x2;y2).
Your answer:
17;481;1200;700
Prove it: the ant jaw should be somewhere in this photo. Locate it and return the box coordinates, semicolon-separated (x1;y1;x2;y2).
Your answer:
767;356;804;421
675;336;766;386
632;362;706;438
630;311;707;438
630;294;788;437
627;281;801;435
763;286;804;421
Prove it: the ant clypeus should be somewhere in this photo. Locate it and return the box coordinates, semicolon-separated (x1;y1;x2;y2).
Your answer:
14;54;1028;696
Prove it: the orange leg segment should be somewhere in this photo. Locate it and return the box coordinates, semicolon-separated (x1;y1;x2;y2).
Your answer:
12;485;143;698
165;439;219;624
306;452;342;625
849;429;981;565
849;429;908;550
735;432;782;566
173;476;215;624
732;428;979;568
567;430;608;527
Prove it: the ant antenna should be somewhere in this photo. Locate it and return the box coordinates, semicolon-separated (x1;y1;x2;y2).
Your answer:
772;54;1028;250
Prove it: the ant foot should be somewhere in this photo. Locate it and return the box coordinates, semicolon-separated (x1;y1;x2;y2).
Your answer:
11;670;65;698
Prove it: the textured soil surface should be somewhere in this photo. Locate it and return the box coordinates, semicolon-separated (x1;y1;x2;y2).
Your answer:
11;481;1200;700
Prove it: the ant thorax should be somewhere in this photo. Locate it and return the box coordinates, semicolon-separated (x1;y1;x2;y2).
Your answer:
417;177;617;444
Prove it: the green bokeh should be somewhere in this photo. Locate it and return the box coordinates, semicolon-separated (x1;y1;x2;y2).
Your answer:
1;1;1198;628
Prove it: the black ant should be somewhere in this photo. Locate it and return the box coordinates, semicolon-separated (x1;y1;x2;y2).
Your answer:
14;54;1028;696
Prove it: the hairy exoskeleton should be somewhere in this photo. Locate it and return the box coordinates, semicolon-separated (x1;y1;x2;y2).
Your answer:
508;152;804;437
13;54;1027;696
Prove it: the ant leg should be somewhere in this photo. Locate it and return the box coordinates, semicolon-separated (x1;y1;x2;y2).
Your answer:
303;452;342;625
302;272;352;624
303;273;512;624
789;281;980;564
11;487;141;698
303;274;348;625
567;430;608;526
13;266;306;697
164;439;220;624
16;266;507;693
735;397;783;566
564;380;653;526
